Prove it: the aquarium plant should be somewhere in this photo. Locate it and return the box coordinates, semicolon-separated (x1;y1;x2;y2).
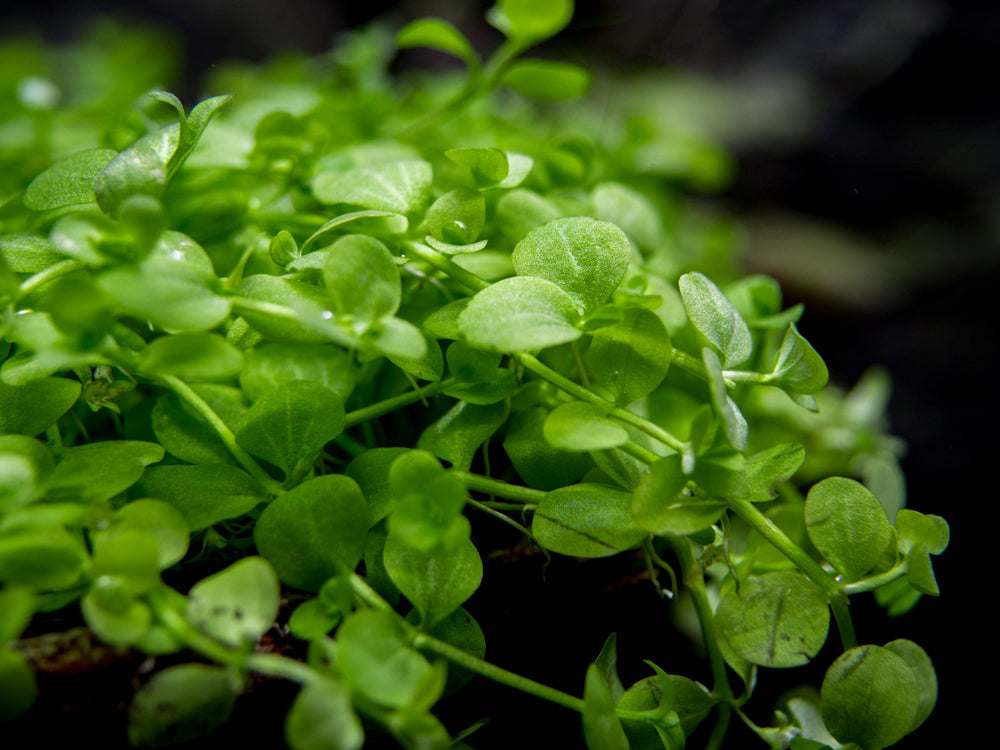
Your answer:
0;1;948;748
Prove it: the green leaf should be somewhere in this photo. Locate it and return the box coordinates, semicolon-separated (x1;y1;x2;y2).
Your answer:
0;586;35;643
632;454;726;536
98;264;232;332
422;187;486;244
532;483;647;558
397;18;478;67
744;443;805;502
46;440;164;504
286;676;365;750
187;557;280;648
384;533;482;629
416;400;508;471
111;499;189;570
805;477;893;582
81;581;153;646
0;435;54;511
496;188;563;243
502;407;592;490
767;323;829;394
583;307;671;405
312;160;433;216
335;608;435;710
269;229;299;265
89;528;162;594
128;664;241;747
487;0;574;43
136;332;243;382
820;643;930;750
512;217;631;313
591;182;664;250
300;210;409;255
715;570;830;668
543;401;629;452
151;385;247;466
365;316;428;361
237;275;353;346
0;377;81;436
235;380;346;480
445;148;510;187
458;275;582;352
0;650;37;720
618;673;715;740
501;60;591;101
135;464;266;531
679;272;753;368
346;447;411;525
0;232;63;272
254;474;369;591
23;147;118;210
387;450;469;552
322;234;401;327
0;525;88;590
895;509;949;595
583;663;630;750
240;342;357;402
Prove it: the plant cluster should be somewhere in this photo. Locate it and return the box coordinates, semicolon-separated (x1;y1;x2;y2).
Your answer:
0;1;948;748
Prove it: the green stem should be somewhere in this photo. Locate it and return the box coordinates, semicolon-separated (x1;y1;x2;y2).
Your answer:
452;469;548;504
17;259;82;300
344;378;452;427
669;347;708;379
467;498;533;538
840;562;908;595
724;495;858;649
517;353;689;454
725;496;839;597
411;630;586;714
405;241;490;293
161;374;284;495
666;537;733;704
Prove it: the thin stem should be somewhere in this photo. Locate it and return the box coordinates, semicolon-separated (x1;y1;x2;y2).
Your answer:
146;587;244;667
665;537;733;704
452;469;548;504
405;241;489;293
724;496;839;598
344;378;452;427
412;631;585;714
467;498;533;538
161;374;283;495
17;259;82;300
517;353;688;454
839;562;908;595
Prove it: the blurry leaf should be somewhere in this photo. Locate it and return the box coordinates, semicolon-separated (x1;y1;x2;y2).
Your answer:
286;676;364;750
128;664;241;747
46;440;164;504
583;663;630;750
501;60;591;101
136;332;243;381
397;18;477;67
487;0;574;43
0;377;81;436
187;557;280;648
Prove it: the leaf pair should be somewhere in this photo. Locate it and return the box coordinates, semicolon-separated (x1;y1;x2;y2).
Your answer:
459;217;632;353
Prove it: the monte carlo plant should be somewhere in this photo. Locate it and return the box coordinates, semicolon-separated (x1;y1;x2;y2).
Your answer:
0;1;948;748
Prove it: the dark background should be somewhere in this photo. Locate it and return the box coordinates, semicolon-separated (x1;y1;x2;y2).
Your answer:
4;0;993;747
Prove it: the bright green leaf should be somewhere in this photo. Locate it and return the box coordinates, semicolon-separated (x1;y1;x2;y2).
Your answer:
501;60;591;101
532;483;646;558
679;272;753;368
543;401;629;452
187;557;280;648
24;147;117;210
805;477;892;582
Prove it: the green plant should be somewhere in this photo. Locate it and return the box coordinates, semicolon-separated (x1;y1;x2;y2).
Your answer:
0;1;948;748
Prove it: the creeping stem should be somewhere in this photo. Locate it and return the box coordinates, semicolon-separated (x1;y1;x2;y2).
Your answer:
160;374;284;495
724;495;858;649
517;352;689;455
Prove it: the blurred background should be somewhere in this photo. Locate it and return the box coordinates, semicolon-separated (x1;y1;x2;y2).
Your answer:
3;0;993;747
